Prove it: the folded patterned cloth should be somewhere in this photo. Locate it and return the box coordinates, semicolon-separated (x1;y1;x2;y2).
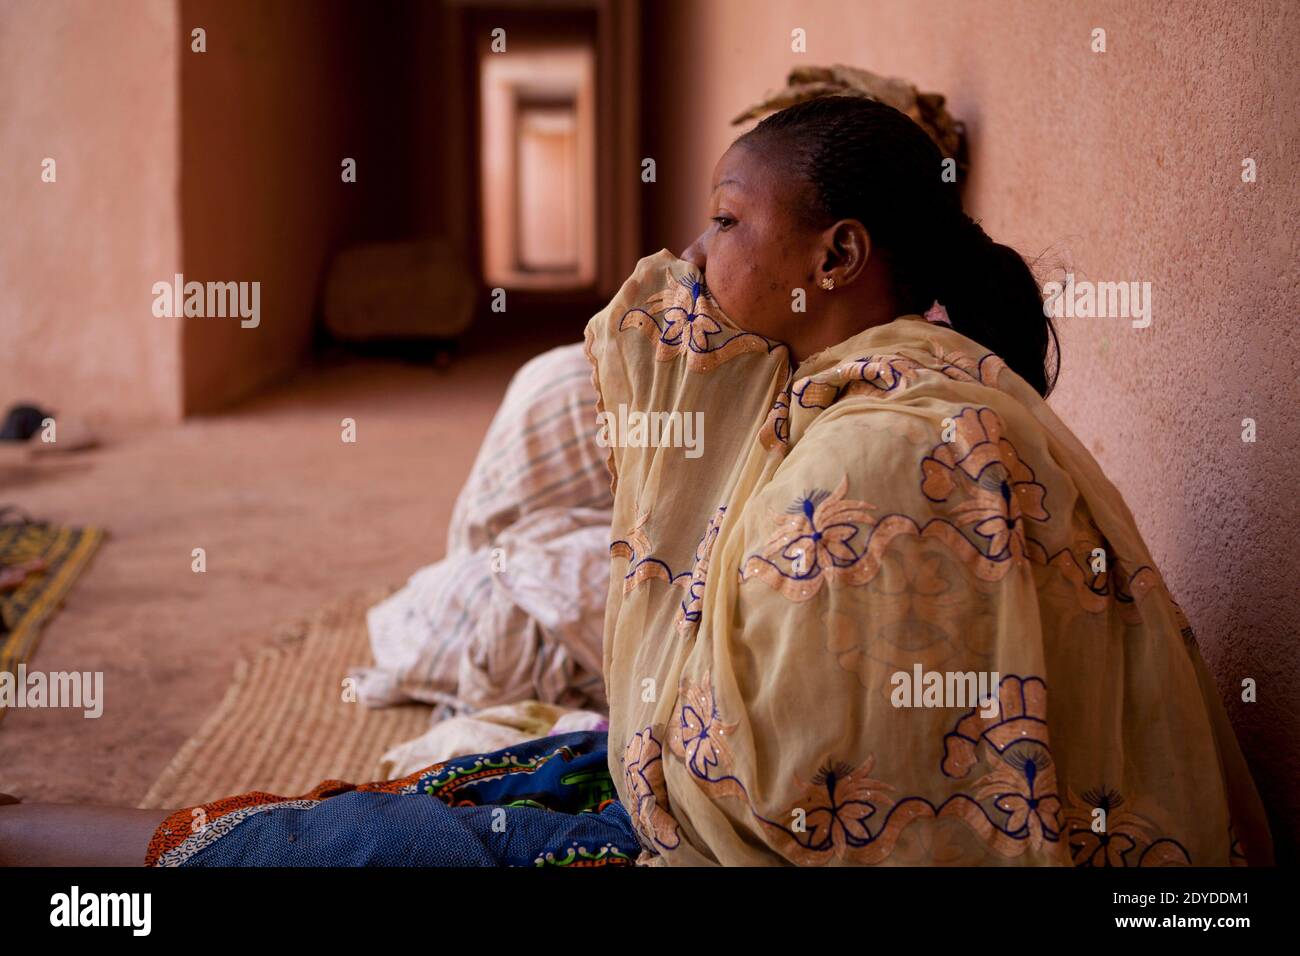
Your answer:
373;701;609;780
148;731;638;867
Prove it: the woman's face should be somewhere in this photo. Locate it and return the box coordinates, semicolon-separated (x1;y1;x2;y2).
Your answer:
680;140;825;345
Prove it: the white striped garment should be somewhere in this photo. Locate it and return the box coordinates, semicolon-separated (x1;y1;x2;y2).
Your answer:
356;344;613;715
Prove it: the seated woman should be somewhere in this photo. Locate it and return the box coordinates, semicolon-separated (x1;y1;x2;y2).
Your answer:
0;95;1271;866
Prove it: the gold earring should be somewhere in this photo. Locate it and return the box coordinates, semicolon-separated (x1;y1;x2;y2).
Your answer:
820;276;835;291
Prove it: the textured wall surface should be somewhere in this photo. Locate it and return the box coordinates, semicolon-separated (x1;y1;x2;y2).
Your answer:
0;0;182;423
1;0;1294;860
644;0;1300;858
178;0;364;414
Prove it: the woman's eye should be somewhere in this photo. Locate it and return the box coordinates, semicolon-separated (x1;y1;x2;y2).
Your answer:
711;216;735;230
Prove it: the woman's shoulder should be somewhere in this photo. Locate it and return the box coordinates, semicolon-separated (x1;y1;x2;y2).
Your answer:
788;327;1054;455
764;349;1064;528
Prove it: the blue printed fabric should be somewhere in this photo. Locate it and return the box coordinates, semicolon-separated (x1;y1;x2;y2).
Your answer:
147;731;641;867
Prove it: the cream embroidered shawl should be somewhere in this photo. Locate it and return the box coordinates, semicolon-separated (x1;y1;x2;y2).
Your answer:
584;250;1271;866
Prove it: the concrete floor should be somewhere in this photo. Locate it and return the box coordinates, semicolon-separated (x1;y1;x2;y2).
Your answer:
0;340;561;805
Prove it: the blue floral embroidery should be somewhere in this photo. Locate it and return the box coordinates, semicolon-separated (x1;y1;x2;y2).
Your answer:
664;671;1194;864
617;267;782;370
678;505;726;632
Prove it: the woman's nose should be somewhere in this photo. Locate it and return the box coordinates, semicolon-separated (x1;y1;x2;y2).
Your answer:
680;233;707;270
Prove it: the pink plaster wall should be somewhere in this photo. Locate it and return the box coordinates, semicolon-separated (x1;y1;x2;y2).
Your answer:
0;0;183;424
643;0;1300;857
178;0;363;414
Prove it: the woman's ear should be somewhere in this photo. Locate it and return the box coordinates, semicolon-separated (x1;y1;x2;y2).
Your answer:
820;220;871;286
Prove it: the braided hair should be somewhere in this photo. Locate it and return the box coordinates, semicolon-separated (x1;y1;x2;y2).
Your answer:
738;95;1059;397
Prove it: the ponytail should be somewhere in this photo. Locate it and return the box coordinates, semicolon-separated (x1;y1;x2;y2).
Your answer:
933;217;1058;396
